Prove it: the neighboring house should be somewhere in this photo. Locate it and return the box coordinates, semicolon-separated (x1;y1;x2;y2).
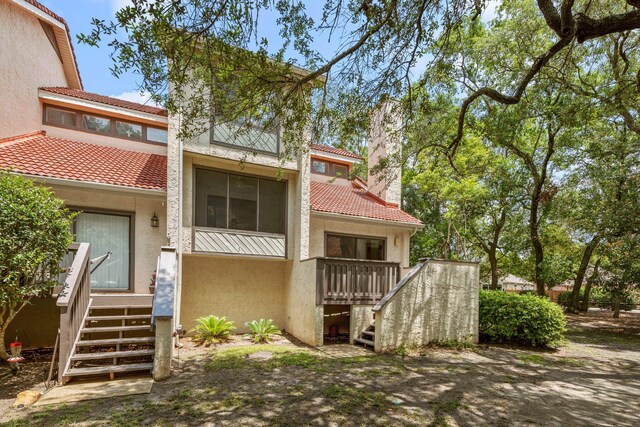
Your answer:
1;0;479;383
500;274;536;292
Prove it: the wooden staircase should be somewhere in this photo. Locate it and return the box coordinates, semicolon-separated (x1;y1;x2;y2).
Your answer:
63;303;155;381
354;323;376;350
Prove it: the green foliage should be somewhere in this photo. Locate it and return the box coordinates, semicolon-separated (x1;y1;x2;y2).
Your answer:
0;171;74;359
192;315;236;345
479;290;566;347
244;319;281;344
557;288;636;310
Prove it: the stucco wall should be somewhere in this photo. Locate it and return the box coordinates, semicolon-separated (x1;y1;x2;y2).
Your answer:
0;1;68;138
48;184;167;294
284;259;322;346
180;255;289;333
309;216;412;268
375;259;479;352
350;305;375;344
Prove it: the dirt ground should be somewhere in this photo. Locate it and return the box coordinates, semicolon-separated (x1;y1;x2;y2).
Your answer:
1;310;639;427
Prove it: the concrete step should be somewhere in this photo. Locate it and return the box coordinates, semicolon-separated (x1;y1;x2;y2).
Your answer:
76;337;155;347
362;330;375;338
354;337;375;347
86;314;151;321
65;362;153;377
81;325;151;334
71;349;155;361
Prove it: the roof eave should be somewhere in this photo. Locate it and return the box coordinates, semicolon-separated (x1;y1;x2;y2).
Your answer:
15;173;167;197
311;209;424;229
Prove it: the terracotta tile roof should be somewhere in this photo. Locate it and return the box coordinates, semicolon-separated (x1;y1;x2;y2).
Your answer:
310;181;421;225
311;144;361;160
0;131;166;191
40;87;167;116
24;0;83;88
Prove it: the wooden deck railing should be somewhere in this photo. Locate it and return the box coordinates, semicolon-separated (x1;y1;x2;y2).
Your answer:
316;258;401;305
56;242;91;384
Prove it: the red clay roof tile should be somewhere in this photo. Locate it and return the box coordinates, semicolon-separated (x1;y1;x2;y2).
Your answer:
0;131;166;191
310;144;361;160
310;181;421;225
40;87;167;116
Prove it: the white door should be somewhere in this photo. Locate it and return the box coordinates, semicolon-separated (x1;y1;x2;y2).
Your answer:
75;212;131;290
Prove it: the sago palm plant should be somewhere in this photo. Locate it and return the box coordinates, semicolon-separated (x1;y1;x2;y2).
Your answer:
192;315;236;345
245;319;281;343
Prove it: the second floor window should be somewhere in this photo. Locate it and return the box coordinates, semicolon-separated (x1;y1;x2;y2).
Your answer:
194;168;286;234
326;234;386;260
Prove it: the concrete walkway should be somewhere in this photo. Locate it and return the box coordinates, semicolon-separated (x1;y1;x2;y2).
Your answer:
316;344;375;358
34;377;153;406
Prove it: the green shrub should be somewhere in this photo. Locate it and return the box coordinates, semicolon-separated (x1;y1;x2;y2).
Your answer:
479;290;566;347
557;287;637;310
245;319;281;343
192;315;236;345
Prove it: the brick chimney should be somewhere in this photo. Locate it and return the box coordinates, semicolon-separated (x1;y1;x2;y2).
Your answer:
367;98;402;207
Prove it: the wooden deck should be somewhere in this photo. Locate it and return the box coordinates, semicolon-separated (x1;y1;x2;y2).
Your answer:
315;258;401;305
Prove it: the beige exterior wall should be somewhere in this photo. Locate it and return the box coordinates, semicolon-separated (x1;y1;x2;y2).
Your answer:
4;297;58;349
284;259;323;346
48;184;167;294
368;99;402;206
0;1;68;138
375;259;480;352
309;215;413;268
349;305;375;344
180;255;289;333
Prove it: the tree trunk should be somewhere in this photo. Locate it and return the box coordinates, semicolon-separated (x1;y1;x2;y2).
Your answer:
581;258;601;312
0;329;9;361
530;194;546;296
569;236;600;312
613;296;621;318
489;253;499;290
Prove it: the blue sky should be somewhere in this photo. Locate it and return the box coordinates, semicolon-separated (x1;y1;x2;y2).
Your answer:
40;0;499;105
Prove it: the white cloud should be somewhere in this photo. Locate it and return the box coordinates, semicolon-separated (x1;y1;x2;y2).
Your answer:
481;0;500;23
110;90;159;107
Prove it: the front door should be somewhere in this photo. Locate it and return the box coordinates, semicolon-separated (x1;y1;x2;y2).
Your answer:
75;211;131;290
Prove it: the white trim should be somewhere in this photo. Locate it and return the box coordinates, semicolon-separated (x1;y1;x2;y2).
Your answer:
311;210;424;229
18;173;167;197
39;90;168;125
12;0;64;29
12;0;82;89
310;149;359;165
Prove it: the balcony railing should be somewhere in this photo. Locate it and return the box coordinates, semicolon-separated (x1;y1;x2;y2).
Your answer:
315;258;401;305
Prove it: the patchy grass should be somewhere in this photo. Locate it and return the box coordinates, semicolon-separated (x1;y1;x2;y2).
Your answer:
205;345;323;372
518;354;551;365
321;384;393;415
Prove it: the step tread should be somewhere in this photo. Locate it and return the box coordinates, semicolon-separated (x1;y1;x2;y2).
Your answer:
81;325;151;333
76;337;155;346
71;349;155;361
65;362;153;377
362;331;375;337
86;315;151;321
90;305;152;310
354;337;375;347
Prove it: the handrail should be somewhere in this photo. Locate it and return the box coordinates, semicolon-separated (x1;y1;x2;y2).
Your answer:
151;246;177;327
56;242;92;384
316;257;401;305
372;259;426;312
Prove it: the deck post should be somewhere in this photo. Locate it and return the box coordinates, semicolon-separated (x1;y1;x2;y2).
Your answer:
153;317;173;381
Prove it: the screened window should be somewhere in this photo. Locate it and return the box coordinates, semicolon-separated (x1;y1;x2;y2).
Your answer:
116;121;142;139
195;168;286;234
312;160;328;174
310;159;350;178
74;212;131;290
326;234;386;260
45;107;76;126
83;114;111;133
147;127;168;143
